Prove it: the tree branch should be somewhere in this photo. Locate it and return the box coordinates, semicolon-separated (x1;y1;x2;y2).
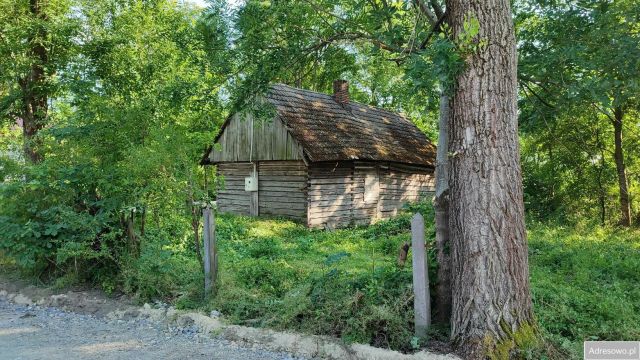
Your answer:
414;0;438;25
430;0;444;18
590;103;616;124
520;81;555;109
306;31;409;54
419;12;446;49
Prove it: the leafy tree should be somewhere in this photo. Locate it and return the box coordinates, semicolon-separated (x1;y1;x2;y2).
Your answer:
517;0;640;226
443;1;537;357
222;1;443;117
0;0;228;280
0;0;78;162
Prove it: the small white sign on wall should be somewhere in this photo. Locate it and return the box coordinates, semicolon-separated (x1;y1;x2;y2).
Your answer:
245;175;258;192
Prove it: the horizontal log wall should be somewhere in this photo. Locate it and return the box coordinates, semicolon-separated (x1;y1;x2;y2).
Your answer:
217;161;307;221
219;160;433;228
258;161;307;220
217;163;253;216
307;161;434;228
307;162;354;228
378;163;435;218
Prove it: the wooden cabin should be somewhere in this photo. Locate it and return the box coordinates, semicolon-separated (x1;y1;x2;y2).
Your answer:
201;81;436;228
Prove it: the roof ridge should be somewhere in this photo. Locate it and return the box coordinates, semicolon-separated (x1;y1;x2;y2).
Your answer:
269;83;408;119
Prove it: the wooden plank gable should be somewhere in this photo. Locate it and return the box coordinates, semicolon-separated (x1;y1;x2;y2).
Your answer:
208;112;305;163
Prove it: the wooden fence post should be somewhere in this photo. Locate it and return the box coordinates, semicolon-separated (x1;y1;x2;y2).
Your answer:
411;212;431;338
203;205;218;295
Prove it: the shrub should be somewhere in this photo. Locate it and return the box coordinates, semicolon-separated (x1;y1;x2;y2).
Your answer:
120;229;202;301
0;162;118;277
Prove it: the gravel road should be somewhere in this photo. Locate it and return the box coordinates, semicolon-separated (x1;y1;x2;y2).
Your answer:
0;298;301;360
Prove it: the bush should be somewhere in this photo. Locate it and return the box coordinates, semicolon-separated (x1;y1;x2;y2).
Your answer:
0;157;206;301
120;231;202;301
0;162;118;277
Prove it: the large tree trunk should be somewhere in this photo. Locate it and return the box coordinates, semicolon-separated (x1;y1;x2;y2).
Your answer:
19;0;49;163
433;91;451;324
613;107;631;227
445;0;536;358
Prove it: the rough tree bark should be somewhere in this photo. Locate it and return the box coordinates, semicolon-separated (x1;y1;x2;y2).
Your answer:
613;107;631;227
445;0;536;358
19;0;49;163
433;92;451;324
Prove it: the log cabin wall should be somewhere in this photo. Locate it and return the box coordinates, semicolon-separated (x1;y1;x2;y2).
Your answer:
377;163;435;218
216;162;253;216
307;162;355;228
258;161;307;221
306;161;435;228
216;161;308;221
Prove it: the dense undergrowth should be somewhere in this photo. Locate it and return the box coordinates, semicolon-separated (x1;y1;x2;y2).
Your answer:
528;224;640;358
130;213;640;358
2;205;639;358
201;204;439;352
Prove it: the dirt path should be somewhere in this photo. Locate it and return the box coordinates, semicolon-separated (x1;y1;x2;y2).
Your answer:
0;298;300;360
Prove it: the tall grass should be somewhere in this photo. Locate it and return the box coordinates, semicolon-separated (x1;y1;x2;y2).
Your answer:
4;204;637;357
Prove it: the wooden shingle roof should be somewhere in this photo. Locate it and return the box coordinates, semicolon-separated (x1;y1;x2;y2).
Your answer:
205;83;436;167
266;84;435;167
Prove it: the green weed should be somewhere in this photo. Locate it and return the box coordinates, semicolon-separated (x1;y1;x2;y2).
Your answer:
529;224;640;358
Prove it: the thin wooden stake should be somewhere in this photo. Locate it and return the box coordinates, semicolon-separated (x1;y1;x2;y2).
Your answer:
411;213;431;338
203;206;218;296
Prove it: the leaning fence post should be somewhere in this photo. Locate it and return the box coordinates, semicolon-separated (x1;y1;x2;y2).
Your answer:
203;205;218;296
411;212;431;338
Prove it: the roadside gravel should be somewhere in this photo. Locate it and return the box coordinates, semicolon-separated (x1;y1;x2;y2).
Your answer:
0;298;302;360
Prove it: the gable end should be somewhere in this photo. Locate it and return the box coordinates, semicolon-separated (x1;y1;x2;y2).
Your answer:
204;111;306;164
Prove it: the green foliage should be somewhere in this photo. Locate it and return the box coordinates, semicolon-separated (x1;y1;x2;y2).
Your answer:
0;0;79;126
516;0;640;225
0;0;226;285
0;160;116;274
529;224;640;358
221;0;443;135
207;211;424;351
121;229;202;301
